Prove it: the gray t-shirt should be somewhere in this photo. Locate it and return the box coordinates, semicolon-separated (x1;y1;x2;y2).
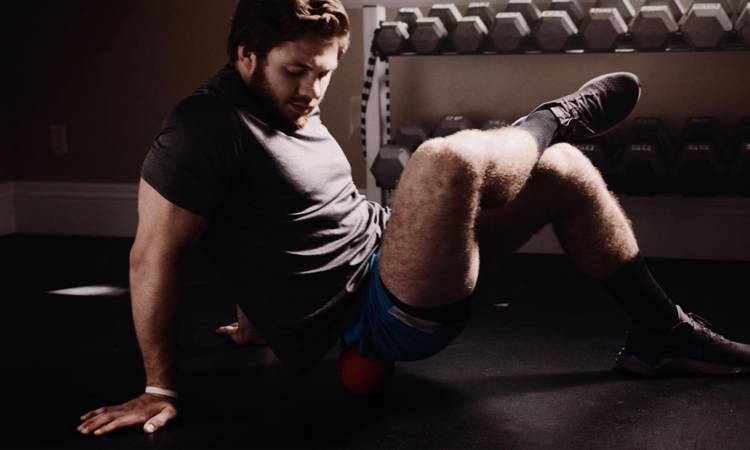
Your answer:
142;66;389;370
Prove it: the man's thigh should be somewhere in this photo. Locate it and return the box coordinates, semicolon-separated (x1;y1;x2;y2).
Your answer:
377;133;487;309
379;140;572;309
342;251;469;362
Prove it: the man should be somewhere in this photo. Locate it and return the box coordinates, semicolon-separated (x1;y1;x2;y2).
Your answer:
78;0;750;437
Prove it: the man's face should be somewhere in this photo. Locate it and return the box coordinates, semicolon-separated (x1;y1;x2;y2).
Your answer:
248;37;340;132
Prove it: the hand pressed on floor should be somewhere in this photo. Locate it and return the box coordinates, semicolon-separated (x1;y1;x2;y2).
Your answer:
78;393;177;436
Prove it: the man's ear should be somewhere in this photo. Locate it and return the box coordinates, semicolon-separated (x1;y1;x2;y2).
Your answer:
236;45;257;76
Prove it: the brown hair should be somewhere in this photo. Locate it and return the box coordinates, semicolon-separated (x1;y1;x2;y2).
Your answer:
227;0;350;62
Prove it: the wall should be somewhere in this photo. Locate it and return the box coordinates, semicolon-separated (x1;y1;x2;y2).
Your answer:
1;8;12;234
6;1;750;189
321;10;367;185
6;0;366;185
9;0;236;183
0;105;9;182
1;15;11;183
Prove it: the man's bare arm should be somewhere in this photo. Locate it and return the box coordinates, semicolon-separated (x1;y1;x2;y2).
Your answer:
78;179;207;436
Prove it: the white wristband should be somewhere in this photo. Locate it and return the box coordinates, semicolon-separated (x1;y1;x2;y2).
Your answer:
145;386;179;399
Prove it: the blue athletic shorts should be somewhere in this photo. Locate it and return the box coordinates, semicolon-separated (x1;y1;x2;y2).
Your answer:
341;251;470;362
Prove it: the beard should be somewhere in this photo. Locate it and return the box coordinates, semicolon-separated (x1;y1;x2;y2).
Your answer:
248;62;312;133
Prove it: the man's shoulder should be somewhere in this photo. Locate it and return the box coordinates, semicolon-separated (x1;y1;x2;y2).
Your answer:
169;93;237;127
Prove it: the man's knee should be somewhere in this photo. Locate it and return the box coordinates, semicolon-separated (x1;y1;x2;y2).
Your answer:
409;131;488;183
536;142;604;187
409;127;534;181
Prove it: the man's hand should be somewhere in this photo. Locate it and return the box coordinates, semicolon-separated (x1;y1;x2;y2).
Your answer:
215;304;266;345
78;393;177;436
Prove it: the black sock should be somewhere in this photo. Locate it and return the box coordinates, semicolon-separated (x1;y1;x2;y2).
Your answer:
513;109;559;157
603;254;680;332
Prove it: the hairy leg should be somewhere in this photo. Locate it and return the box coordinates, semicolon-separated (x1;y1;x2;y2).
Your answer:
478;142;638;277
380;129;638;309
379;127;540;308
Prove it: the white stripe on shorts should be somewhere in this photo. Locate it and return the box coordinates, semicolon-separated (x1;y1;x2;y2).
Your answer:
387;306;442;334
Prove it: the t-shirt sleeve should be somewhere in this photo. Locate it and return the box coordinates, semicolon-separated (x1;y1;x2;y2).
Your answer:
141;95;240;218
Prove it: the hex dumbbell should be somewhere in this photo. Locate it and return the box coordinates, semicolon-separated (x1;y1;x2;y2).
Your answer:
412;17;450;53
598;0;637;23
582;7;629;50
467;2;496;28
552;0;586;26
393;123;431;153
396;7;423;34
613;118;672;195
534;9;579;51
453;17;490;52
681;0;734;49
631;0;686;49
671;116;726;196
507;0;543;27
370;144;412;189
738;2;750;47
412;4;464;54
535;0;586;52
370;123;431;189
653;0;689;20
433;115;475;137
430;3;463;34
374;8;427;56
576;139;613;179
374;21;410;55
452;2;496;52
581;0;634;51
481;119;511;130
695;0;738;15
489;12;532;51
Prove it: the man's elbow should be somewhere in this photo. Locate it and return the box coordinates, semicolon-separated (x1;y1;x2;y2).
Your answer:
129;244;151;281
129;241;178;280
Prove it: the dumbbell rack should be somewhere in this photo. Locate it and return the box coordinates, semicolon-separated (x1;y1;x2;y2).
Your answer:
377;29;749;54
361;5;750;261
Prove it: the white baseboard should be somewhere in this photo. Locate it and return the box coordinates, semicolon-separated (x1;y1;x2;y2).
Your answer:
13;182;138;237
2;182;750;260
0;182;14;236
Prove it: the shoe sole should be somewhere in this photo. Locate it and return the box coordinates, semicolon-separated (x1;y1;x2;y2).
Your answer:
616;352;750;376
524;72;642;141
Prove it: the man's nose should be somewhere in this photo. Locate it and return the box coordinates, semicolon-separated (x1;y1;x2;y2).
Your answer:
298;76;321;100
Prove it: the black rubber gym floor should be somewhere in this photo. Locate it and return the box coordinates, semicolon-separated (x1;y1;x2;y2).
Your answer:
4;233;750;450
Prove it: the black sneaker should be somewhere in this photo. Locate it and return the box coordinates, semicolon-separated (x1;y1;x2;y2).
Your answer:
616;305;750;376
516;72;641;142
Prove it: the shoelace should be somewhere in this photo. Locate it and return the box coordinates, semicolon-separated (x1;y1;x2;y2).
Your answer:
686;313;729;343
557;89;604;136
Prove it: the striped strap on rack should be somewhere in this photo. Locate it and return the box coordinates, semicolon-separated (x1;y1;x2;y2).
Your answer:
361;42;391;161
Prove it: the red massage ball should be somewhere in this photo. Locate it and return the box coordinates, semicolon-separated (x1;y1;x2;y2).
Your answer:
338;348;395;395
